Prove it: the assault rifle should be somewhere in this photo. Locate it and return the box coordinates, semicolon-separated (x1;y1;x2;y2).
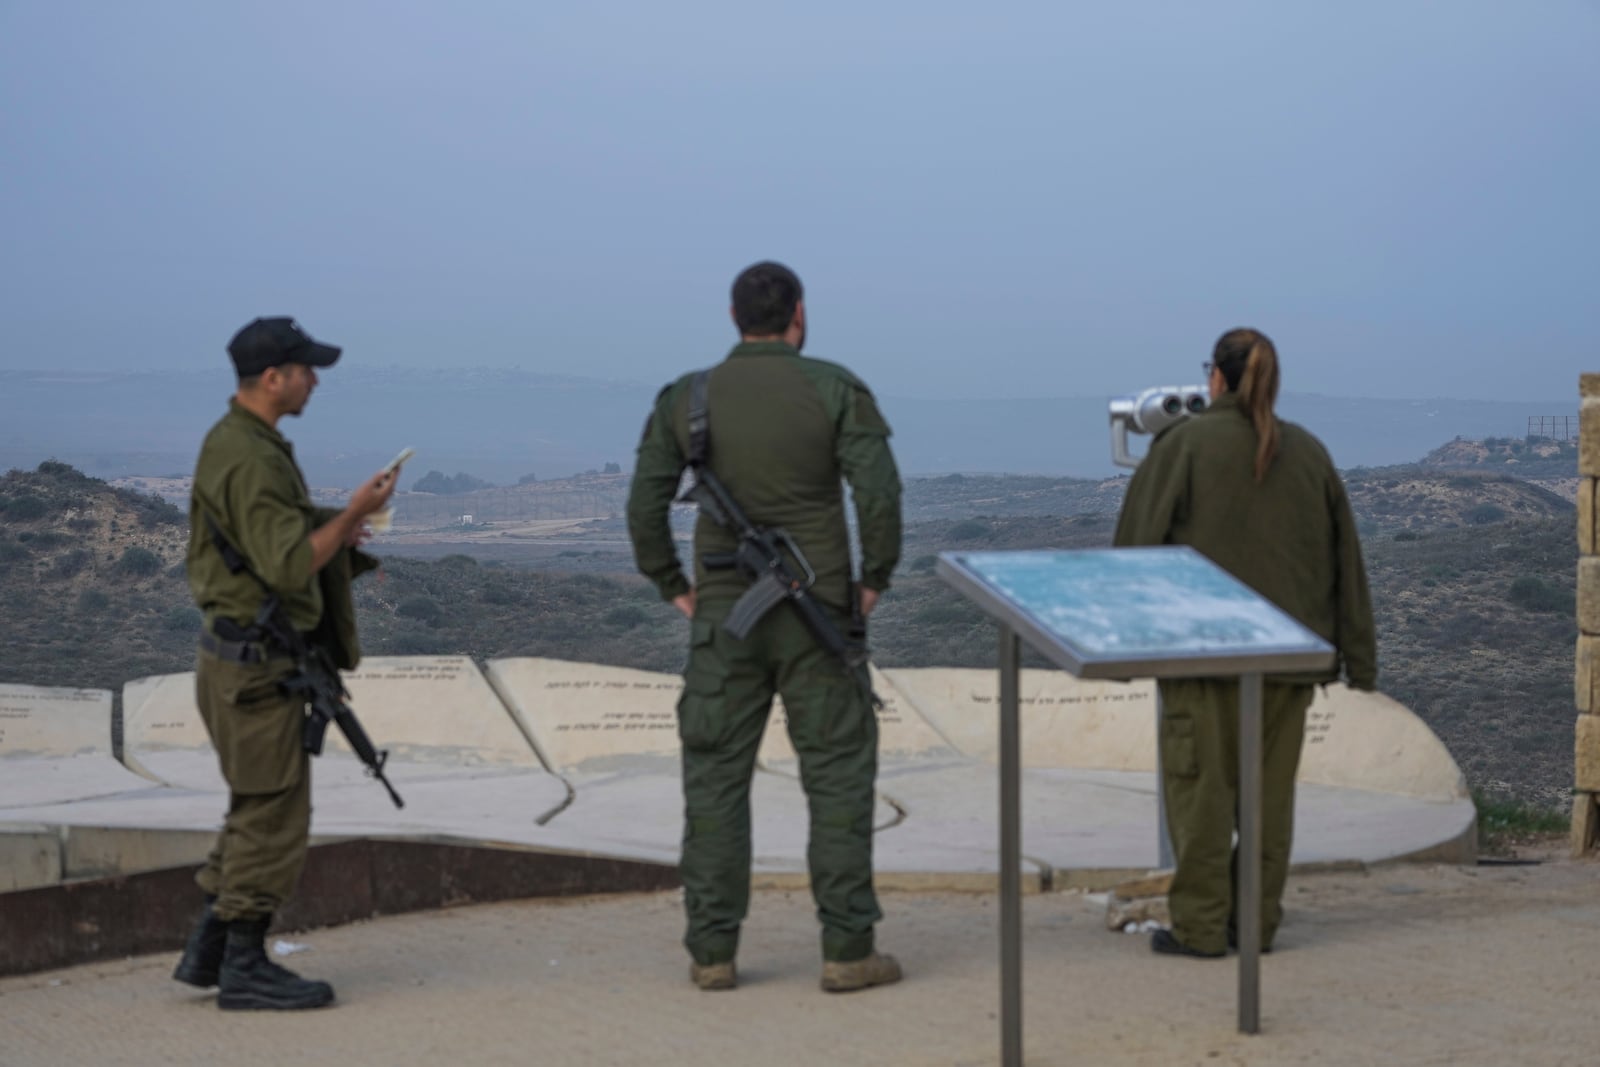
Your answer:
678;371;881;707
206;517;404;809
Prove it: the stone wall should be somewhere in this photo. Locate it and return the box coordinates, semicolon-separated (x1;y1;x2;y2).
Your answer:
1574;374;1600;855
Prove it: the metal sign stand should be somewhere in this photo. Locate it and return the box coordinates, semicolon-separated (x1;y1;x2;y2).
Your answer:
998;625;1023;1067
938;548;1335;1064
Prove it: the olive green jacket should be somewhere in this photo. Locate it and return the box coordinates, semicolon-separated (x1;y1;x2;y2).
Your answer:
626;341;902;609
1113;394;1378;689
187;400;375;666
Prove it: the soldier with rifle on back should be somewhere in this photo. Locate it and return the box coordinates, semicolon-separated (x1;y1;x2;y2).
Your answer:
172;316;401;1011
626;261;905;993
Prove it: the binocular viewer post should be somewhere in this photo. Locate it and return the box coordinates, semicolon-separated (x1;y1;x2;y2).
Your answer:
1108;385;1210;468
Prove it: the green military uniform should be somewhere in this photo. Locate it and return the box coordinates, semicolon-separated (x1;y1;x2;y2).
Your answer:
626;340;902;965
1114;393;1377;953
186;399;326;923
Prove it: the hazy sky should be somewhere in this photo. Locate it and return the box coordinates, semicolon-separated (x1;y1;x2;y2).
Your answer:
2;1;1595;401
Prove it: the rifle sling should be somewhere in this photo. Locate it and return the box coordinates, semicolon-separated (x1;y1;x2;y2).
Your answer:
686;368;711;468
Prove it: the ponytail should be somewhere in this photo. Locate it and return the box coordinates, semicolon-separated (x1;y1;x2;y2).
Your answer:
1213;328;1281;483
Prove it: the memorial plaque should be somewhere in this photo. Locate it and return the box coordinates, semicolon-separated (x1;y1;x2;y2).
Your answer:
0;684;135;811
487;658;685;770
885;668;1155;769
335;656;538;766
0;685;112;758
122;673;210;751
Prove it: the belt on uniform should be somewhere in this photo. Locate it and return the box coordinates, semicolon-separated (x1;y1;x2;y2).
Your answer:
198;629;283;664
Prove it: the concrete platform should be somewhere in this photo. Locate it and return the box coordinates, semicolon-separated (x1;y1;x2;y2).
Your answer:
0;684;169;890
2;660;1476;907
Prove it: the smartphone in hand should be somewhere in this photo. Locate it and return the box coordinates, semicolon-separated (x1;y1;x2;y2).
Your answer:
383;447;416;477
370;447;415;533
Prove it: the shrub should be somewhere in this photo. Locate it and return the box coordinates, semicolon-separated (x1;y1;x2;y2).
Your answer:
49;548;91;579
132;494;184;528
383;626;445;655
397;596;444;625
163;606;202;632
1467;504;1507;525
1393;530;1420;542
114;546;163;578
946;519;992;541
913;600;982;626
908;554;938;574
603;604;649;629
2;495;48;520
1507;576;1571;614
76;589;111;613
0;540;29;562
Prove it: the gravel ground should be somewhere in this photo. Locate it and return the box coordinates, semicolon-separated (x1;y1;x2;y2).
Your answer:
2;849;1597;1067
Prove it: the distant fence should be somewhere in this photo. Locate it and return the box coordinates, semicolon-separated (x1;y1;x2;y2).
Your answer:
1528;416;1579;441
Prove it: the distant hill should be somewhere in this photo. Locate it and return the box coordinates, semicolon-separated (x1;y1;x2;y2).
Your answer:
1343;467;1575;534
0;462;194;686
1418;434;1579;480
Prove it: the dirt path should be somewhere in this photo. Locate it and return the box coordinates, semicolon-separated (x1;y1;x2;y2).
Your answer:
2;852;1596;1066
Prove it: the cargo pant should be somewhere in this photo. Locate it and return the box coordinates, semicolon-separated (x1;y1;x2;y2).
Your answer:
677;599;882;966
1158;678;1314;955
192;647;313;922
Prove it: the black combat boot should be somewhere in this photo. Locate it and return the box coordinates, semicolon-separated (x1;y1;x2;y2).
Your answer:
172;896;227;988
216;917;336;1011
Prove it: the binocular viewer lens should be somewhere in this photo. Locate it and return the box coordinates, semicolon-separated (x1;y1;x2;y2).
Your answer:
1107;385;1211;469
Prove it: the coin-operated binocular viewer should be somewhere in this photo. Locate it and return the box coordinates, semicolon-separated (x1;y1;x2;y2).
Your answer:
1109;386;1210;468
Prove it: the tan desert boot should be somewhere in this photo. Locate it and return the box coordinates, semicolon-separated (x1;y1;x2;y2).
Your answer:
820;951;902;993
690;960;737;991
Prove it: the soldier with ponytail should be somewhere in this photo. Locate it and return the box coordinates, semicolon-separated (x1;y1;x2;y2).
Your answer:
1115;326;1377;961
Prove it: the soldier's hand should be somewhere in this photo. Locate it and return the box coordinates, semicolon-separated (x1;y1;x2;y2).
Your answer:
348;468;400;519
672;590;696;619
859;588;880;618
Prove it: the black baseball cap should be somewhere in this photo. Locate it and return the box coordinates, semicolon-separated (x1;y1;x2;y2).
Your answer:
227;317;342;377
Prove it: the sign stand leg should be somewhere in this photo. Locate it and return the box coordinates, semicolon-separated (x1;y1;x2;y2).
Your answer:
1237;671;1264;1035
999;625;1023;1067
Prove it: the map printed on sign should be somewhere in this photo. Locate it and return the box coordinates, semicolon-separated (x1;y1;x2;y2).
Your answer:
938;547;1335;679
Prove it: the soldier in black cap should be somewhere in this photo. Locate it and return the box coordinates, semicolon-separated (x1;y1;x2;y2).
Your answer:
171;317;398;1010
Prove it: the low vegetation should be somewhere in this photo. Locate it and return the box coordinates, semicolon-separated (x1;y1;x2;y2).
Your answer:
0;450;1583;812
